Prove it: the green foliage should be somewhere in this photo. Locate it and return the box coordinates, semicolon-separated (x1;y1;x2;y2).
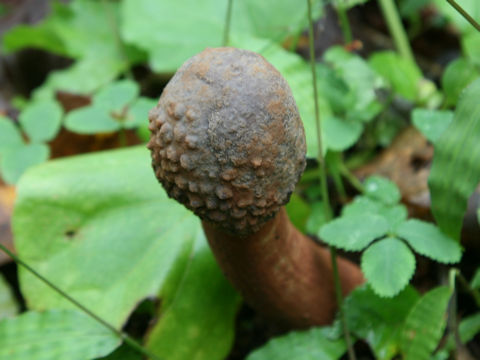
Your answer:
145;232;240;360
397;219;462;263
429;78;480;240
0;116;23;153
361;237;415;297
459;312;480;343
246;327;346;360
364;175;401;205
343;285;419;359
13;147;239;359
0;309;120;360
65;80;156;134
1;143;50;185
121;0;320;73
412;109;454;143
2;0;140;99
432;0;480;33
442;58;480;107
471;268;480;289
369;51;421;101
401;286;452;360
0;275;18;320
19;99;63;142
319;213;389;251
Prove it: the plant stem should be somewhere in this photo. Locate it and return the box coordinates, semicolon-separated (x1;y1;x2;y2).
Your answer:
377;0;415;64
336;4;353;44
222;0;233;46
307;1;355;359
330;247;356;360
0;243;162;360
446;0;480;33
456;270;480;308
339;162;365;193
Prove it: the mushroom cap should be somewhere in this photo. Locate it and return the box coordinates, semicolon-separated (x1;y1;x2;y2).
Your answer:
147;47;306;234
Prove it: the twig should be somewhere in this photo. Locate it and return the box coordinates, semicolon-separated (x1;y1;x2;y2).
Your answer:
446;0;480;33
0;243;162;360
222;0;233;46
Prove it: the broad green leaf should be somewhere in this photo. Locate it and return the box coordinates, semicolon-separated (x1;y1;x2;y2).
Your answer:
146;232;240;360
397;219;462;263
98;344;142;360
305;201;328;234
428;78;480;240
401;286;452;360
369;51;422;101
0;309;120;360
471;267;480;289
432;0;480;33
324;46;384;123
1;143;49;184
246;327;346;360
333;0;369;10
463;32;480;66
65;106;121;134
319;214;389;251
12;147;227;334
95;80;139;112
33;55;129;100
0;275;18;319
19;99;63;142
286;194;311;233
361;237;415;297
364;176;401;205
125;97;158;129
324;116;363;151
344;285;419;360
0;116;23;154
342;196;407;233
121;0;317;73
459;312;480;344
442;58;480;107
412;109;454;143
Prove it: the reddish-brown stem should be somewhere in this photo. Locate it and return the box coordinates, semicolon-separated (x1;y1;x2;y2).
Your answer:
203;207;364;329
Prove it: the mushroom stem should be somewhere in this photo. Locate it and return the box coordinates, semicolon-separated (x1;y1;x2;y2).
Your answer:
203;207;363;329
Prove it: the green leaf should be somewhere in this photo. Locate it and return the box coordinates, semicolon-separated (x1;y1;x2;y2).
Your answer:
361;237;415;297
305;201;328;234
401;286;452;360
342;196;407;233
344;285;419;360
0;309;120;360
286;194;311;233
1;143;50;185
471;267;480;289
319;214;389;251
146;232;240;360
364;175;401;205
94;80;139;112
0;116;23;154
12;146;233;335
428;78;480;240
98;344;142;360
121;0;316;73
324;116;363;151
442;58;480;107
397;219;462;263
246;327;346;360
412;109;454;143
65;106;121;134
459;312;480;344
33;55;129;100
19;99;63;142
369;51;422;101
125;97;158;129
0;275;18;319
325;46;384;123
463;32;480;67
432;0;480;33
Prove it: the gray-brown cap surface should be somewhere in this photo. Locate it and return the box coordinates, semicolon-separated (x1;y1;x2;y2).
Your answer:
148;47;306;234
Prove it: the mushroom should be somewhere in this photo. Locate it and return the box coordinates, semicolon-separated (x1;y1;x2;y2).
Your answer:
147;47;363;329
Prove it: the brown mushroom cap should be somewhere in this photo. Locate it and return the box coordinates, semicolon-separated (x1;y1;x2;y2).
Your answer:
148;47;306;234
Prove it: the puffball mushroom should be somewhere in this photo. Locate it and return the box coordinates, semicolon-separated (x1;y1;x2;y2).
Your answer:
147;47;363;328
